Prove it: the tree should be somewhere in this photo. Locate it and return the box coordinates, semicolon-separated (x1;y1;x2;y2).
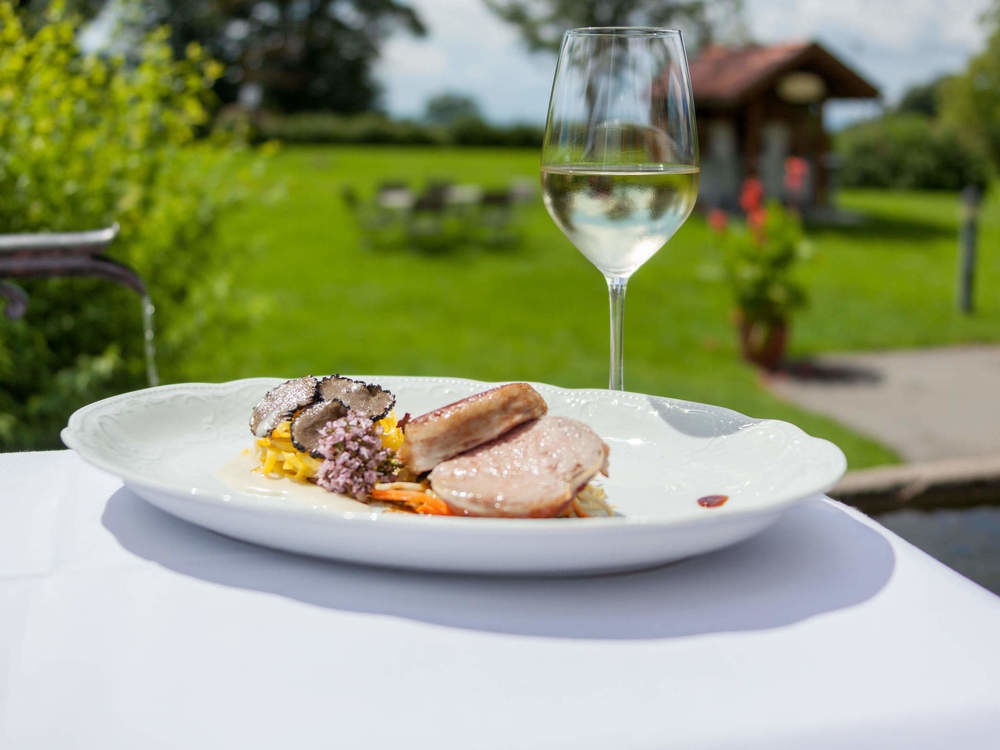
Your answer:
11;0;104;29
424;93;482;125
482;0;743;54
939;8;1000;169
896;76;949;117
163;1;429;112
17;0;427;113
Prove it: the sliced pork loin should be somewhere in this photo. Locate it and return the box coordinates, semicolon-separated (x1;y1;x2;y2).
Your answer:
398;383;547;474
429;415;609;518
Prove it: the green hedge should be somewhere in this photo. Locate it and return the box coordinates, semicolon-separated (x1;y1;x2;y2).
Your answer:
245;111;544;147
250;111;444;144
835;114;990;191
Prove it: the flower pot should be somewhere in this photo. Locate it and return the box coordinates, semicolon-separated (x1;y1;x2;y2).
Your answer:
736;313;788;371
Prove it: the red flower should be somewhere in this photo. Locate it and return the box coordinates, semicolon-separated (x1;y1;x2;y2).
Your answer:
708;208;728;233
739;177;764;213
784;157;809;193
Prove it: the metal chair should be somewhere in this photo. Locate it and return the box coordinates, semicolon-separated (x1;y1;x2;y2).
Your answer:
0;224;158;385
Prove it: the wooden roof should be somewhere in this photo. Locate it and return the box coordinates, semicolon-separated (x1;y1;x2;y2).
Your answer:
690;41;879;107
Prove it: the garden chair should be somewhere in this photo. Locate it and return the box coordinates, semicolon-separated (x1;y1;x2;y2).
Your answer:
0;224;158;385
0;225;145;317
478;190;519;247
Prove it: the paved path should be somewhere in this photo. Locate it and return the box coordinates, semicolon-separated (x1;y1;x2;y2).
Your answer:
768;345;1000;463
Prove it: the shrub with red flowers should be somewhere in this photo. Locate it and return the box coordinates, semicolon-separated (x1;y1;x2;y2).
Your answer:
709;177;812;367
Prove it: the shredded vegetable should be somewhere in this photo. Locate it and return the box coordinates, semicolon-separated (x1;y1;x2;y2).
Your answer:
370;484;453;515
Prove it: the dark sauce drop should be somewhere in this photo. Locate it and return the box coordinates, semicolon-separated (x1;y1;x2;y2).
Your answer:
697;494;729;508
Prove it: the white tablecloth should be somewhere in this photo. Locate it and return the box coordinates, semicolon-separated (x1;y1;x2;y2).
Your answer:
2;450;998;749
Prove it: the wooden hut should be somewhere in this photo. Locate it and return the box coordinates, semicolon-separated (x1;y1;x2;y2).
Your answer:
690;41;879;209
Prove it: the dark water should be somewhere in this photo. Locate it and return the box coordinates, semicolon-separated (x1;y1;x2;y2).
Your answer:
876;506;1000;595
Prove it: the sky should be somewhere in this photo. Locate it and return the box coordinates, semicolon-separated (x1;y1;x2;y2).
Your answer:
374;0;994;128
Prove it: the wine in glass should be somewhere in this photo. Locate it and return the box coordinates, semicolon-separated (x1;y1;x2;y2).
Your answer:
541;27;699;390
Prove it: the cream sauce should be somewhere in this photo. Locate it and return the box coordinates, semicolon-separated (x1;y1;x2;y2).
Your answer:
215;451;370;512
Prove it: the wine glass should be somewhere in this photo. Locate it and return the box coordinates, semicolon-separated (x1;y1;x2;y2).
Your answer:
541;27;699;390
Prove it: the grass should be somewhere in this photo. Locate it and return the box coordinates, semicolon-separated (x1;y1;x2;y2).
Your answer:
181;145;1000;471
797;189;1000;349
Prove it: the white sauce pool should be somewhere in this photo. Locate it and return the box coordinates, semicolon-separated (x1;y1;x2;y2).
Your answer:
214;451;371;512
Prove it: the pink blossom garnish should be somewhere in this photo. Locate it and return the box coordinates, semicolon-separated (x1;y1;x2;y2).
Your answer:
314;409;397;499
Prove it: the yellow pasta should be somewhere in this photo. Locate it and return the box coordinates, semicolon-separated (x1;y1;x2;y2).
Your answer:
253;411;402;483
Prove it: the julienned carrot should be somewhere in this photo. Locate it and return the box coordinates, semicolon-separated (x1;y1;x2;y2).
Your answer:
414;494;452;516
369;488;426;503
369;488;453;516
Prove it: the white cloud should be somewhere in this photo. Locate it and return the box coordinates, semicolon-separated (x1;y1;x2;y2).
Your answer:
375;0;556;122
380;39;448;77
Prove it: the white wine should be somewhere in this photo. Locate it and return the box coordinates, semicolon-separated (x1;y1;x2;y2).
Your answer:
541;165;700;277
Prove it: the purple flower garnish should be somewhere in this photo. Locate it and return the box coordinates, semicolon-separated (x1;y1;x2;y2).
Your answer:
314;409;397;499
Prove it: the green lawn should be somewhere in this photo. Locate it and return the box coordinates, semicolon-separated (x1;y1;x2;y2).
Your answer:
180;145;1000;471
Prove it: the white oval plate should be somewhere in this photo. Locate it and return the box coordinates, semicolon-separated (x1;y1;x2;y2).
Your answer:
62;376;846;575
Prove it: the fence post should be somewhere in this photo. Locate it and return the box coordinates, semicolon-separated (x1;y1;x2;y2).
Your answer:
957;185;982;314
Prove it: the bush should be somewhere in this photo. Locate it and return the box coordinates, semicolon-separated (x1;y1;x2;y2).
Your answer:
835;114;990;191
448;117;543;147
252;111;543;148
0;3;264;450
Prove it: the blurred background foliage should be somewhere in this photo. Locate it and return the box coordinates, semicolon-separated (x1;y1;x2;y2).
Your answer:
2;0;1000;463
938;4;1000;171
0;1;270;449
837;1;1000;190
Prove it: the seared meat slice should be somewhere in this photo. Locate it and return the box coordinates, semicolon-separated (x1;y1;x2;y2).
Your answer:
429;415;609;517
398;383;547;473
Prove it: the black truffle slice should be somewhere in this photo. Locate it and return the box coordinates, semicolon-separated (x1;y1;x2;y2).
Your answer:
317;375;396;421
290;398;350;457
250;376;319;437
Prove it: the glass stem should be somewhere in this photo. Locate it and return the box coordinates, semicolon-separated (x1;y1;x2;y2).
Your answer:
606;275;628;390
